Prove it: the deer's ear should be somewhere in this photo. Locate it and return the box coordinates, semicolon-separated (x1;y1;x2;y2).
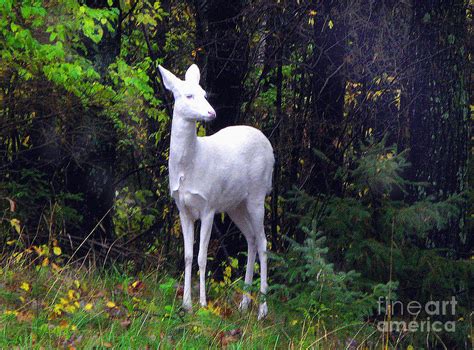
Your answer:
185;64;200;84
158;65;179;92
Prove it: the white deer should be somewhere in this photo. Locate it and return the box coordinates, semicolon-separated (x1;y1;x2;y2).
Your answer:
158;64;274;319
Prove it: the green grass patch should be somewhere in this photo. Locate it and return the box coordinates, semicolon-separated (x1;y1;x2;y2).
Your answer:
0;258;380;349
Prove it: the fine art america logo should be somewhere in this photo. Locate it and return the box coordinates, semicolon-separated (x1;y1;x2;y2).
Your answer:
377;297;457;333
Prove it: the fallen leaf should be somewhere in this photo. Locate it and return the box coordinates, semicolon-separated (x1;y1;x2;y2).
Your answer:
128;280;145;295
106;301;116;308
219;328;242;348
120;318;131;328
16;311;34;322
7;197;16;212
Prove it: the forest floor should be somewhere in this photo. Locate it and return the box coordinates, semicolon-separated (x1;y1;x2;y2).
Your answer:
0;253;375;349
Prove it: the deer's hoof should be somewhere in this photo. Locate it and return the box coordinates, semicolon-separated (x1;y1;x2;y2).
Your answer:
182;302;193;313
239;295;251;312
257;302;268;320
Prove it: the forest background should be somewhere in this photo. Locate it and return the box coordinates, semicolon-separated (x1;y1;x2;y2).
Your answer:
0;0;472;348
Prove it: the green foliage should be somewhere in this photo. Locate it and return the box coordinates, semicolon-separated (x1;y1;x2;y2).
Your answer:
291;138;472;347
0;0;171;245
113;187;159;238
1;169;83;245
272;229;395;326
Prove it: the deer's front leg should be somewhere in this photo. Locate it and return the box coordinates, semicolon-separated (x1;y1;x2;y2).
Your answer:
197;211;214;307
180;213;194;311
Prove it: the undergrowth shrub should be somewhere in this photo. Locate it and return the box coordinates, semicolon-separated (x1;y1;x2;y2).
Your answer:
281;138;472;348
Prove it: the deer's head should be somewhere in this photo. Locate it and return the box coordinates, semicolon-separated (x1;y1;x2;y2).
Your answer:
159;64;216;122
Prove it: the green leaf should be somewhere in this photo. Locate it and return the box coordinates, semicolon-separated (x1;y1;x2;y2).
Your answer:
21;5;31;18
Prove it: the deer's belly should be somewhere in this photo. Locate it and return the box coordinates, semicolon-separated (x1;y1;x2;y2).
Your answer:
173;186;246;220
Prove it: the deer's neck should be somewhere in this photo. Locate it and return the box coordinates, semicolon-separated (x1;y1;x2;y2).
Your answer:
169;113;197;192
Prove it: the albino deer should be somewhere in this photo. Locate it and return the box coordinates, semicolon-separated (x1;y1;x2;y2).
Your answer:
158;64;274;319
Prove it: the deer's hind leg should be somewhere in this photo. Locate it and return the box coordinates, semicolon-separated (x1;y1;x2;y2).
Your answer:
246;196;268;320
228;203;257;312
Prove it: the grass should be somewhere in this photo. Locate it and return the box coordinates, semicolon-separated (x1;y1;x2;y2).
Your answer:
0;249;378;349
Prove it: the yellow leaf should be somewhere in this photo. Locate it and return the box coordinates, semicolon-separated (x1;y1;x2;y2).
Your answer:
224;266;232;278
20;282;30;292
10;218;21;234
84;303;93;311
22;135;30;146
106;301;116;308
65;304;77;313
74;280;80;288
68;289;75;300
42;257;49;267
6;240;16;246
328;19;334;29
53;246;62;256
53;303;63;315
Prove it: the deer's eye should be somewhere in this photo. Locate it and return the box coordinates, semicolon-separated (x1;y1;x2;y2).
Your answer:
185;94;194;99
